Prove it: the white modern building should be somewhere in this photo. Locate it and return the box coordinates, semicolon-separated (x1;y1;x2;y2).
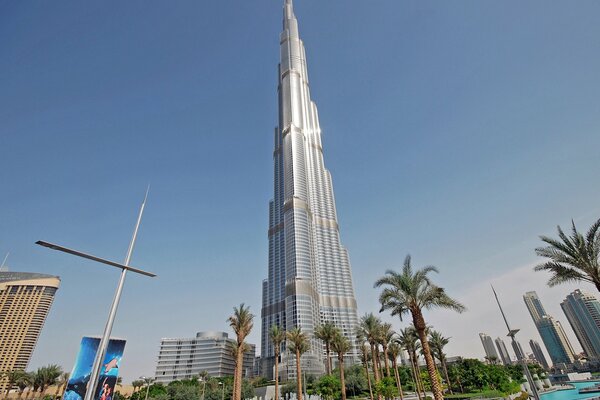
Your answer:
154;332;255;384
479;333;499;362
495;337;512;365
260;0;360;379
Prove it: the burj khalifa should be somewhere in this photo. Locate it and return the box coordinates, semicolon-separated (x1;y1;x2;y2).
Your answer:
261;0;360;379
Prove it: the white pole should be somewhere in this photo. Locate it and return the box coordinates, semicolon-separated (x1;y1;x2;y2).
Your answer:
84;190;148;400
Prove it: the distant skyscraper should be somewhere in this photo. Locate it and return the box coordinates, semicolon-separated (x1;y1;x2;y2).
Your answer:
523;291;576;366
495;337;511;365
524;291;547;324
260;0;360;379
479;333;499;362
512;340;526;360
530;339;550;369
154;332;255;384
561;289;600;360
0;272;60;392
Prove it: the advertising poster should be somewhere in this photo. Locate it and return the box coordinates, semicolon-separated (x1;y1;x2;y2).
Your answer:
63;337;127;400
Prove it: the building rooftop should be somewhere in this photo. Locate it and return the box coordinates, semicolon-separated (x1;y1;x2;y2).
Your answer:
0;271;60;283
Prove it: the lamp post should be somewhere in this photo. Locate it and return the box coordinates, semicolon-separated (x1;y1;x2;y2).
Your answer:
491;286;540;400
219;382;224;400
141;377;154;400
36;189;156;400
198;377;206;400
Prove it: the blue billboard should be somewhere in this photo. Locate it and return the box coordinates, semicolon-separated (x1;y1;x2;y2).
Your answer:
63;337;126;400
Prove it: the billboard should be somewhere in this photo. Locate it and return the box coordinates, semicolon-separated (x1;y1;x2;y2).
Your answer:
63;337;127;400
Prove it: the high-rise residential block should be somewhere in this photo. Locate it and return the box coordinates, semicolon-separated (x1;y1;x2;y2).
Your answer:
0;272;60;392
529;339;550;369
561;289;600;360
260;0;360;379
495;337;512;365
523;291;576;366
479;333;499;362
154;332;255;384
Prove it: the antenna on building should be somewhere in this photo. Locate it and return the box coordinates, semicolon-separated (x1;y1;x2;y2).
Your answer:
0;252;9;272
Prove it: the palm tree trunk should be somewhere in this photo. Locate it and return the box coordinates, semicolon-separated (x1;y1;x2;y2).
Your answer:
325;344;332;375
363;353;374;400
235;349;244;400
295;350;303;400
391;359;403;400
409;353;422;400
370;345;380;383
441;356;452;395
382;346;390;378
375;347;383;381
338;357;346;400
413;312;443;400
274;352;279;400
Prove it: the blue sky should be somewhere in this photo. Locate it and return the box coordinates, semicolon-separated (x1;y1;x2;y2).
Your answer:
1;0;599;381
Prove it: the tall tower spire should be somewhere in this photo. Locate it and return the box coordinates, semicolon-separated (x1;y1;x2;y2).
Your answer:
261;0;360;379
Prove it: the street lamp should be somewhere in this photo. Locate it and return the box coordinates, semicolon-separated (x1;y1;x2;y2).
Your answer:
198;376;206;400
492;286;540;400
140;377;154;400
36;190;156;400
218;382;224;400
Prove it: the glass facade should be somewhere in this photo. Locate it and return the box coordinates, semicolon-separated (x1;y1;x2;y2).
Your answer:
260;0;360;380
561;290;600;360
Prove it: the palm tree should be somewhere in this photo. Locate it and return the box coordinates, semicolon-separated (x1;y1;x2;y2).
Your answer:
387;342;404;400
39;365;62;398
397;327;422;400
357;333;374;400
3;370;23;400
428;330;452;395
358;314;382;386
330;332;351;400
375;255;466;400
314;322;337;375
286;327;310;400
378;323;394;378
269;325;285;400
131;380;143;394
15;373;32;400
227;303;254;400
54;372;69;399
535;218;600;292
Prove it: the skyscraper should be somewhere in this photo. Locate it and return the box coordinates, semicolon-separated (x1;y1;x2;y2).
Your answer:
523;291;576;366
495;337;512;365
561;289;600;360
0;272;60;392
479;333;499;362
529;339;550;369
260;0;360;379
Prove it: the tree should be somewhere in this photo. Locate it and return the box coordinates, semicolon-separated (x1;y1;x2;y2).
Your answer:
3;370;23;400
315;375;340;400
131;380;143;394
286;327;310;400
38;365;62;398
378;323;394;378
535;218;600;292
357;334;374;400
269;325;285;400
358;314;382;387
15;372;32;400
428;330;452;395
330;332;351;400
315;322;337;375
55;372;69;399
387;342;404;400
375;255;466;400
397;327;422;400
227;303;254;400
